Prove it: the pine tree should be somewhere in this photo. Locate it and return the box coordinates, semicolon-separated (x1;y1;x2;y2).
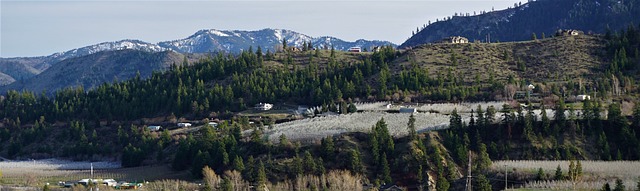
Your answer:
408;113;417;141
602;182;612;191
321;136;335;160
256;161;267;187
436;174;450;191
541;104;551;136
303;151;317;173
279;133;289;148
347;102;358;113
555;165;564;180
475;174;492;191
614;178;625;191
233;155;245;172
348;149;364;174
536;168;545;180
380;152;392;184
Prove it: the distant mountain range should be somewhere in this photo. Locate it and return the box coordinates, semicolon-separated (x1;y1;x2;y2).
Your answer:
0;29;395;93
400;0;640;48
160;28;394;53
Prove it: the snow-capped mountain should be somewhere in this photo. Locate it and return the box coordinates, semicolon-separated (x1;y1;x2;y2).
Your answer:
158;28;396;53
50;39;167;61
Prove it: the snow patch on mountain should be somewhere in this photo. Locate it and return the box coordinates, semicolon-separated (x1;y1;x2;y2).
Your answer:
49;40;167;61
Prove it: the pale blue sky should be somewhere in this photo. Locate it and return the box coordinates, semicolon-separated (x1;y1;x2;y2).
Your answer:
1;0;521;57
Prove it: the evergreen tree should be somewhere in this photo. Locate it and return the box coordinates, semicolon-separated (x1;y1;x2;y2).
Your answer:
233;155;245;172
303;151;317;173
602;182;612;191
475;174;492;191
321;136;335;160
536;168;545;180
380;152;392;184
555;165;564;180
408;113;417;141
541;104;551;136
614;178;625;191
348;149;364;174
436;174;450;191
347;102;358;113
256;161;267;187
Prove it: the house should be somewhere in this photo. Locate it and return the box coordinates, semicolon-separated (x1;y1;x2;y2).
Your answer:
177;122;192;127
399;107;417;113
207;122;218;127
576;95;591;101
437;36;469;44
348;47;362;52
556;29;583;36
255;103;273;110
380;184;404;191
147;125;162;132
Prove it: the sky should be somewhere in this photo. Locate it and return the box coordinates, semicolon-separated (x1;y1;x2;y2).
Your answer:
1;0;522;58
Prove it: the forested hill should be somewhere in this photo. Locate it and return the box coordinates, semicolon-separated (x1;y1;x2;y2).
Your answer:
0;50;186;94
400;0;640;48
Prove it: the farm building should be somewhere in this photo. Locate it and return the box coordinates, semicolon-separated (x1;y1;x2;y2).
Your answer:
576;94;591;101
147;125;162;131
348;47;362;52
177;122;192;127
399;108;417;113
255;103;274;110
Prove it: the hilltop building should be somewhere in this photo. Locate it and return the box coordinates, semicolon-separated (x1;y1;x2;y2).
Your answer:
556;29;583;36
437;36;469;44
348;47;362;52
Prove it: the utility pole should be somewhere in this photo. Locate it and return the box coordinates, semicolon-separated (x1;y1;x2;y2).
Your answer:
466;150;472;191
504;164;508;190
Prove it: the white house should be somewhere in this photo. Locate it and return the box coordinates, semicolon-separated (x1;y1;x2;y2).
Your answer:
177;123;192;127
576;95;591;101
255;103;273;111
348;47;362;52
208;122;218;127
147;126;162;132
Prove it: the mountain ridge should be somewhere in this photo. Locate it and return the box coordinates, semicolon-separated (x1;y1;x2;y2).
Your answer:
400;0;640;48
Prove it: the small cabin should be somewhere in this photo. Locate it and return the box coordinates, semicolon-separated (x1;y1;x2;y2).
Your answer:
147;126;162;132
348;47;362;52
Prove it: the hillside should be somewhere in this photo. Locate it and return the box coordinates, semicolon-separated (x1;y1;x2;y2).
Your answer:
0;50;186;94
396;35;607;85
400;0;640;48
